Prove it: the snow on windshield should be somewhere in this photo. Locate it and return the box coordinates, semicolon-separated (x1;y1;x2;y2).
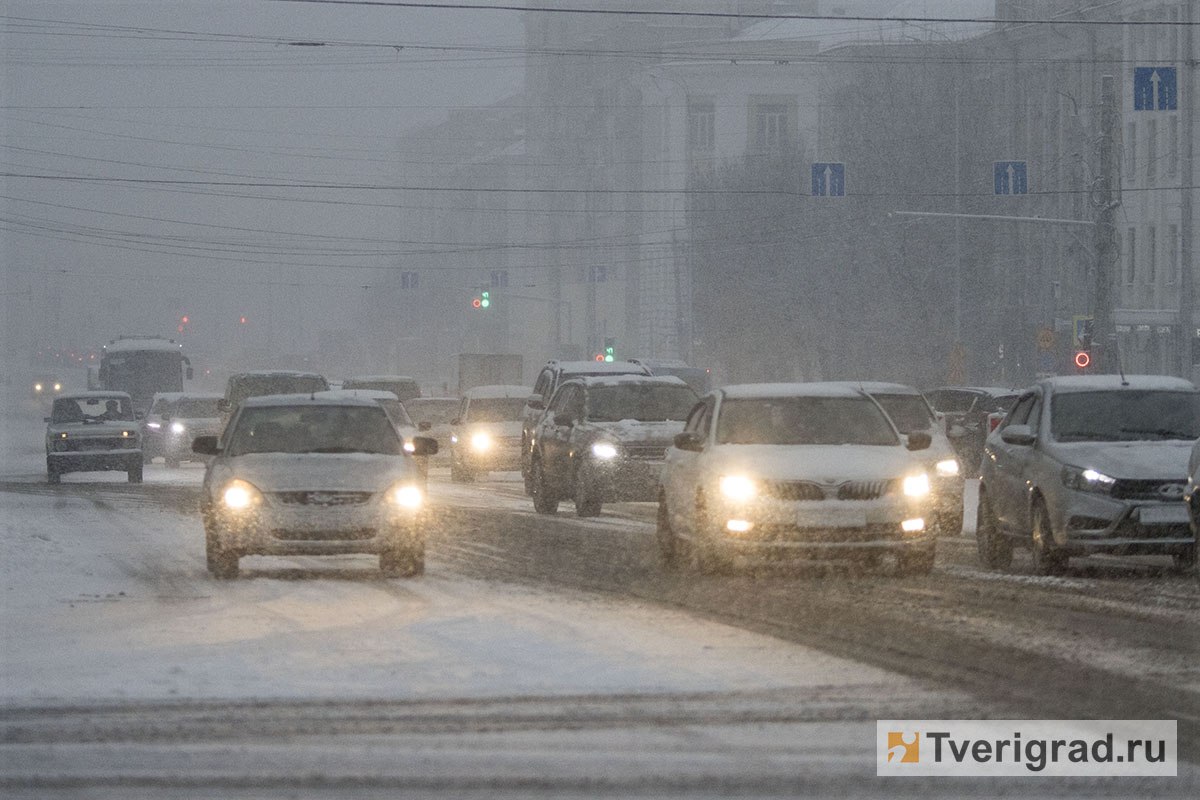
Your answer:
716;397;899;446
1051;391;1200;442
226;405;402;456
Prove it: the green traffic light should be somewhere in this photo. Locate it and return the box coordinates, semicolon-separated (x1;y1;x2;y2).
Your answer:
481;291;490;308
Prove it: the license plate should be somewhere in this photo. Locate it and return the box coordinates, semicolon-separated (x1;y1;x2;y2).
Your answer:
796;507;866;528
1139;505;1190;525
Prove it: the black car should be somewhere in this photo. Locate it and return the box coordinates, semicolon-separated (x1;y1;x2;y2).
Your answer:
527;375;697;517
925;385;1020;475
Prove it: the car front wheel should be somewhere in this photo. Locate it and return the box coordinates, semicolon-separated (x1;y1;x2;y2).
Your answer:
1030;501;1068;576
656;494;679;568
381;542;425;577
127;460;143;484
206;534;239;579
574;467;602;517
975;490;1012;570
531;457;559;515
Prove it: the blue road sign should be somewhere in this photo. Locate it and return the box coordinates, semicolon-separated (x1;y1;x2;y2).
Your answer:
811;163;845;197
1134;67;1177;111
994;161;1028;195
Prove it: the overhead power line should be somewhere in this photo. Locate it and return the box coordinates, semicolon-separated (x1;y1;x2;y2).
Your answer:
268;0;1200;26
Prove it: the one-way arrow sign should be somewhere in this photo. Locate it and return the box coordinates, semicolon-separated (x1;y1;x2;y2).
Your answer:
811;162;845;197
1134;66;1177;111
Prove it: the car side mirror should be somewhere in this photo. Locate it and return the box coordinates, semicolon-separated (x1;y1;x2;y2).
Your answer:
673;431;704;452
217;399;231;412
192;435;221;456
527;396;545;411
410;435;439;456
418;420;433;431
186;366;194;380
905;431;932;451
999;424;1036;447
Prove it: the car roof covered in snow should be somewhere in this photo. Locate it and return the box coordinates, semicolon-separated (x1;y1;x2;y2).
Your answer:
343;375;416;382
719;382;872;400
548;360;651;375
152;391;222;402
239;393;381;408
464;384;532;400
230;369;326;379
314;389;399;402
1038;375;1197;393
824;381;924;396
567;374;689;389
58;390;132;401
932;385;1021;396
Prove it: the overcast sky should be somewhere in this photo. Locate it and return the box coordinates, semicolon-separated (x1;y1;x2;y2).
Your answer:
2;0;525;371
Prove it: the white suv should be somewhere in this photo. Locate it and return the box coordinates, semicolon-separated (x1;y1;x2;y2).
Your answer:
657;383;936;574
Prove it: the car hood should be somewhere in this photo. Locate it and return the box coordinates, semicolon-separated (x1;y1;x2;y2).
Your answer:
587;419;685;443
220;452;417;492
706;444;925;482
461;420;523;438
1050;440;1194;481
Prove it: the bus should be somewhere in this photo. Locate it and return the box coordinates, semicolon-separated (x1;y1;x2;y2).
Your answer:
95;336;193;413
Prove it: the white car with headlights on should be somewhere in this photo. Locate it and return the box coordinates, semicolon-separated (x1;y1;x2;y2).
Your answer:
449;384;530;482
143;391;222;467
657;383;936;574
45;392;143;484
192;394;438;580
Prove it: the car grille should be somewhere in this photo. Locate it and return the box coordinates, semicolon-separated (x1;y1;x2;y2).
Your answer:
763;481;826;501
1110;479;1187;502
272;491;374;507
763;480;895;501
60;437;136;452
271;528;376;541
623;443;668;460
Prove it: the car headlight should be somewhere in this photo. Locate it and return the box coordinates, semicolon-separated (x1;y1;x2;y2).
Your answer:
902;473;931;498
470;432;493;452
33;383;43;392
1061;465;1116;494
403;439;416;453
222;479;263;510
146;421;162;429
170;422;186;435
935;458;959;477
719;475;758;502
53;383;62;392
387;482;423;510
591;441;619;460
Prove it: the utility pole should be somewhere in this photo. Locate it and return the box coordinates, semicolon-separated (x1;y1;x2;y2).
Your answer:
1093;74;1119;373
1179;0;1195;380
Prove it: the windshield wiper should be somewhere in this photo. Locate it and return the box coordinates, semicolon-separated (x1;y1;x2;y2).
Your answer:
1056;431;1116;441
1119;427;1193;440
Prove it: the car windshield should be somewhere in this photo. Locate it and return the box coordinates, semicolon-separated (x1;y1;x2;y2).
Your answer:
586;384;698;422
377;398;415;427
173;398;220;418
404;399;459;426
52;396;134;423
228;375;328;406
467;397;528;423
716;396;899;446
1051;390;1200;442
871;394;935;434
224;405;402;456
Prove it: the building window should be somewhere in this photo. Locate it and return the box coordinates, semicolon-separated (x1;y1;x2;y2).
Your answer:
1125;121;1136;179
1125;227;1136;284
588;265;608;283
1146;118;1157;182
1146;225;1156;283
490;269;508;288
400;271;419;290
1167;224;1179;284
687;100;715;153
753;103;789;152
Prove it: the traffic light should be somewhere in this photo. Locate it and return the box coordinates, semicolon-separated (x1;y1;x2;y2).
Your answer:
471;290;491;309
1073;349;1091;370
603;337;615;362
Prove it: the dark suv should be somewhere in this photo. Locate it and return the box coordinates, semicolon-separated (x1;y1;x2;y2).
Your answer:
527;375;697;516
520;359;651;494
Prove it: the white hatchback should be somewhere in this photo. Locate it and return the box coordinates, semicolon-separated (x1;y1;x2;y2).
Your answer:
657;383;937;574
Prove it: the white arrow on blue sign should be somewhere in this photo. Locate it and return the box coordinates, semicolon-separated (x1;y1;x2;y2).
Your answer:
994;161;1028;195
811;163;845;197
1134;67;1177;111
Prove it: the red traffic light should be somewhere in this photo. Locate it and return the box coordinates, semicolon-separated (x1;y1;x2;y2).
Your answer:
1074;350;1091;369
181;315;189;324
471;298;482;309
594;354;605;362
239;316;247;324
